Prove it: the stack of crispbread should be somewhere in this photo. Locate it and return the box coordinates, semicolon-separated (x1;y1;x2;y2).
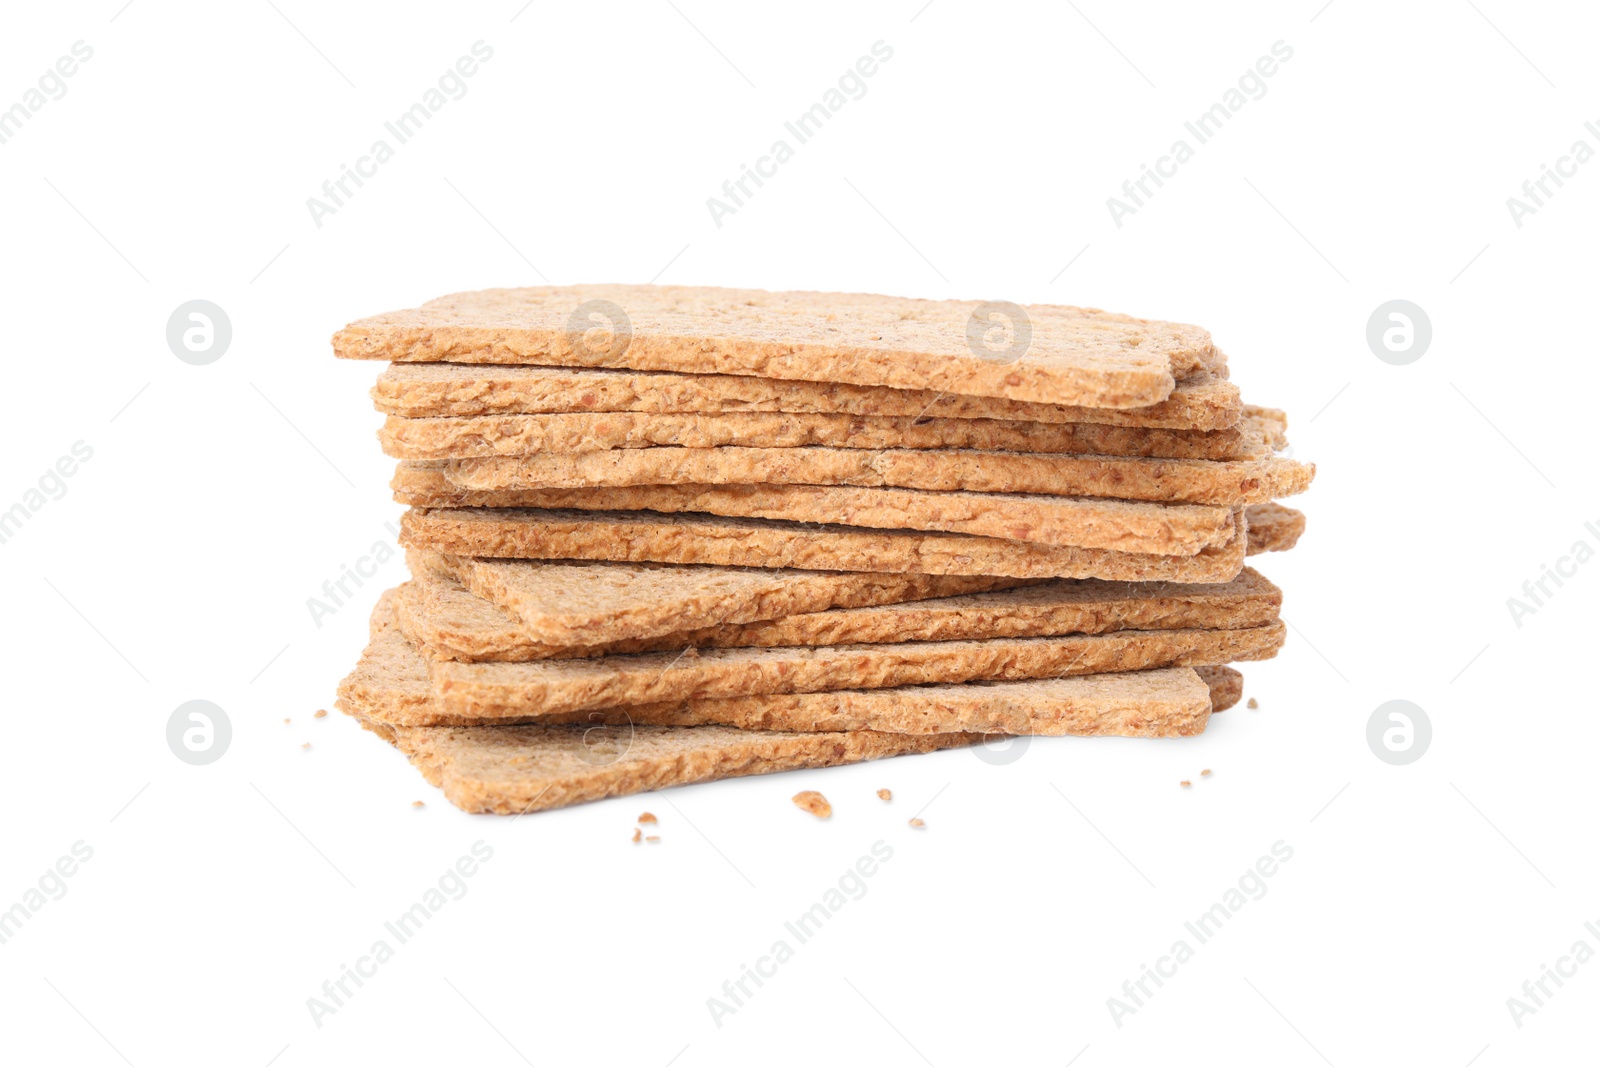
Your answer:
332;285;1312;815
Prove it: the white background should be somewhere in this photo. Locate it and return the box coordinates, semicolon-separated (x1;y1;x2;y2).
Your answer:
1;1;1596;1063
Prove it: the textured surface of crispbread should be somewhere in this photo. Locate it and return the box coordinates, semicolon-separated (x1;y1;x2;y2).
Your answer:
443;446;1314;506
373;364;1245;431
1197;665;1244;712
393;464;1237;554
334;285;1219;409
398;562;1281;662
376;719;980;815
378;409;1285;461
401;507;1251;582
413;619;1285;721
404;546;1014;645
345;592;1217;736
1244;501;1306;555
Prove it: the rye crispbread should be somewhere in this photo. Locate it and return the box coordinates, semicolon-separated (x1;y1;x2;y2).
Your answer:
349;590;1284;722
397;560;1281;663
441;446;1313;506
1197;665;1243;713
404;547;1018;646
1244;501;1306;554
372;363;1245;431
346;591;1218;736
376;408;1286;461
400;506;1251;582
333;285;1219;409
354;712;982;815
393;464;1239;554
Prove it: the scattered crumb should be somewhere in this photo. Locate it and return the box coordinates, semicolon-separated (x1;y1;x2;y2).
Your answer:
876;788;892;802
1247;697;1259;709
637;812;658;824
301;743;312;751
792;790;832;818
908;817;926;829
283;718;290;724
631;828;641;844
645;835;661;843
1201;769;1212;777
411;800;425;808
314;709;328;719
1180;780;1191;787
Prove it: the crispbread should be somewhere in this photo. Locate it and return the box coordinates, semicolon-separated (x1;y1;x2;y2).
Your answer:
1245;501;1306;554
1197;665;1243;712
372;363;1245;431
442;445;1314;506
334;285;1220;409
376;408;1285;461
403;546;1018;646
345;591;1218;736
397;561;1282;662
358;714;982;815
393;464;1239;554
400;506;1251;582
420;622;1281;721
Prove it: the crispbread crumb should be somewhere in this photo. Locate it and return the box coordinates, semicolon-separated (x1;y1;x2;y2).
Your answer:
909;817;925;828
315;709;328;719
1247;697;1259;709
877;788;892;801
412;800;425;808
1201;768;1212;777
793;790;832;818
631;828;641;844
283;718;290;724
301;742;311;750
1180;780;1191;787
638;812;658;824
645;835;661;843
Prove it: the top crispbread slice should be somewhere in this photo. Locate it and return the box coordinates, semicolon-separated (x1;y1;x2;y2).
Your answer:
333;284;1217;409
371;364;1246;431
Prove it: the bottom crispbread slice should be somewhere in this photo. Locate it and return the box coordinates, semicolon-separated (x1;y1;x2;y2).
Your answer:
400;507;1251;582
1197;665;1243;712
341;592;1219;738
397;562;1282;662
357;714;983;815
